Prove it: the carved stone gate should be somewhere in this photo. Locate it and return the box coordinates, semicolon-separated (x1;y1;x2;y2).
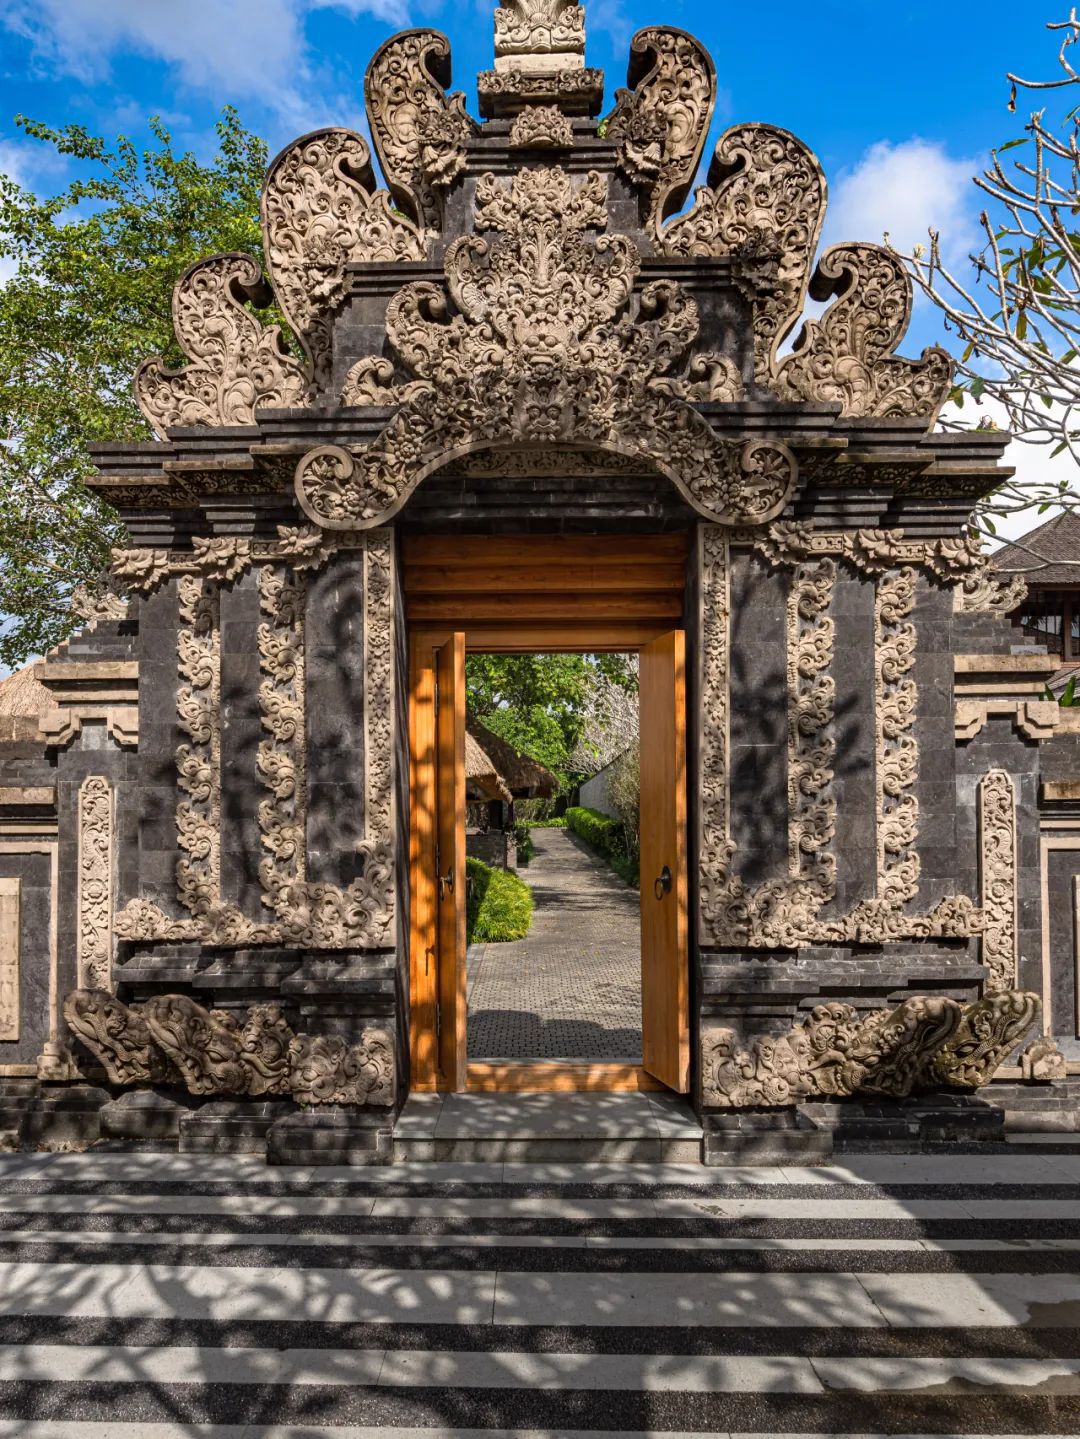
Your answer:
0;0;1074;1159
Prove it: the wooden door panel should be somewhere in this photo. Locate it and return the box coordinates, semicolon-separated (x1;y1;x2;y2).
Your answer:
639;629;689;1092
435;632;467;1090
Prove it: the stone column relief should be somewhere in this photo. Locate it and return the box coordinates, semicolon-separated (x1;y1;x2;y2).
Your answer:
978;768;1018;993
0;877;19;1041
76;777;113;991
112;528;396;949
698;522;982;948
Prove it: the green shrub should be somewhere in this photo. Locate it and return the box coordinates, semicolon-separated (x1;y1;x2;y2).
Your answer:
510;819;535;866
466;857;534;943
530;817;567;828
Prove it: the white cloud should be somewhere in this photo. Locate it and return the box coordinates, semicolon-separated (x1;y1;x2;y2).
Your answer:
823;138;979;267
0;0;411;120
938;393;1077;546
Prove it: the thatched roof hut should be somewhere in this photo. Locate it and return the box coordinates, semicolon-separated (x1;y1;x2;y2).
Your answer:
466;717;558;799
0;662;51;719
466;730;512;803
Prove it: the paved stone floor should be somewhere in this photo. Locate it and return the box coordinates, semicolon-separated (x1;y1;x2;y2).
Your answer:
467;827;641;1061
3;1146;1080;1434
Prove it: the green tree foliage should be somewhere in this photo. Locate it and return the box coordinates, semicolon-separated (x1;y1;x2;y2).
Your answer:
0;109;270;669
466;652;636;788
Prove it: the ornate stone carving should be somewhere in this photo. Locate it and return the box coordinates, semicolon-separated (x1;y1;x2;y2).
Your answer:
929;990;1040;1089
364;30;474;234
700;991;1037;1108
775;244;953;421
508;105;573;148
662;124;827;381
288;1031;396;1106
254;535;396;949
605;27;716;233
874;567;920;908
478;65;604;117
261;129;422;395
698;528;980;949
76;777;113;992
110;548;171;593
175;575;220;924
787;560;837;895
738;522;987;584
70;585;128;622
955;562;1028;614
257;565;307;918
134;254;307;438
301;168;796;529
494;0;584;59
63;989;395;1106
1021;1036;1067;1083
979;769;1018;993
341;358;431;409
64;990;175;1086
0;878;18;1043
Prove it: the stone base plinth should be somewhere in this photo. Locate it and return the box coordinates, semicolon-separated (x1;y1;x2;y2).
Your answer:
267;1106;392;1166
702;1108;833;1167
12;1084;111;1151
98;1087;197;1148
179;1099;294;1156
802;1090;1005;1150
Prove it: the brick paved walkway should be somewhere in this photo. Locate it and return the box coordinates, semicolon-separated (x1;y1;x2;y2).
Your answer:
467;827;641;1060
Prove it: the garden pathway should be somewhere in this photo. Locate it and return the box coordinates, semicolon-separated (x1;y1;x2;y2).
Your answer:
467;826;641;1060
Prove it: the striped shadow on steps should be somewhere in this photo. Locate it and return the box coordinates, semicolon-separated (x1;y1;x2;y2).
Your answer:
2;1155;1080;1435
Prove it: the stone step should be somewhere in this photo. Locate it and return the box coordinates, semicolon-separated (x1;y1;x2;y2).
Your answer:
392;1090;704;1163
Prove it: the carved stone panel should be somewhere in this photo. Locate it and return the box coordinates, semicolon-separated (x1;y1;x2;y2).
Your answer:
76;777;113;992
775;244;953;421
0;878;19;1042
662;123;827;382
134;254;307;438
319;168;796;529
604;27;716;233
979;769;1018;993
262;128;422;393
364;30;474;234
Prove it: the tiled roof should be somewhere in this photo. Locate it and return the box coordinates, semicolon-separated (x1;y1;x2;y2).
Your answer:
989;510;1080;586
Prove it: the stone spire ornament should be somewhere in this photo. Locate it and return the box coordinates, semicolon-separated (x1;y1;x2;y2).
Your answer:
478;0;604;117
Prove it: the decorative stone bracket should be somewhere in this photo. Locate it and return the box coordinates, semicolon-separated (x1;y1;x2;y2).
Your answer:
701;990;1040;1109
64;989;396;1108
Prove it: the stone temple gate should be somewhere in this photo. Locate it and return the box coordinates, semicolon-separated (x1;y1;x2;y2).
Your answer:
2;0;1078;1161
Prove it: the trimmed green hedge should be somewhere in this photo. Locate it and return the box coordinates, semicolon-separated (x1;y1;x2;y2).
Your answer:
564;805;640;887
466;857;534;943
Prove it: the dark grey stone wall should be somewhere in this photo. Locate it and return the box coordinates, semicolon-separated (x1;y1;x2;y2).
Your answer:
305;552;367;889
219;571;264;916
133;584;181;915
1045;846;1080;1058
1;850;53;1066
912;575;960;906
826;565;876;915
727;551;787;889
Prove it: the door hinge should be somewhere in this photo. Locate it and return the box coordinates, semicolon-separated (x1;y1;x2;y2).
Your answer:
435;1000;442;1045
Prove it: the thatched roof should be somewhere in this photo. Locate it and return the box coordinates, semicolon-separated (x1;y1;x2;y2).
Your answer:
466;730;512;803
0;663;51;719
466;717;558;799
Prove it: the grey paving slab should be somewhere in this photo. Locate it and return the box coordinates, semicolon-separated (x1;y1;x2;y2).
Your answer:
0;1261;497;1323
468;828;641;1060
492;1270;886;1327
432;1092;666;1139
810;1354;1080;1392
857;1270;1080;1327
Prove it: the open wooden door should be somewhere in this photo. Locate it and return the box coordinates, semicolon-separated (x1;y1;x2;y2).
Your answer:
638;629;689;1092
409;630;466;1091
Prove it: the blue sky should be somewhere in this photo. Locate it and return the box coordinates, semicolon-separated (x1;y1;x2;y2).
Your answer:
0;0;1073;515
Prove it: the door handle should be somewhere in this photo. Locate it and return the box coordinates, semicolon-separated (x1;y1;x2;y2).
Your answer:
438;868;455;900
653;864;672;900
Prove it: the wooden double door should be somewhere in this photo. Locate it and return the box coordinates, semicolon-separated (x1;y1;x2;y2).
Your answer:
406;535;689;1094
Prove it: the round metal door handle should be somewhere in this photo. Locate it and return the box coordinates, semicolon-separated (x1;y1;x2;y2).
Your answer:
654;864;672;900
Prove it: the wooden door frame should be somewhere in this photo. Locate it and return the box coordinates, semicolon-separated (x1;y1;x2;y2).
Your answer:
405;535;691;1095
